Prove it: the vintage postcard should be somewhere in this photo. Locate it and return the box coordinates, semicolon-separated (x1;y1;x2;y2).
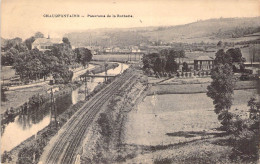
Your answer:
1;0;259;163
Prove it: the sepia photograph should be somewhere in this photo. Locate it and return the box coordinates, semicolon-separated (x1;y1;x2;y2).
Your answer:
1;0;260;163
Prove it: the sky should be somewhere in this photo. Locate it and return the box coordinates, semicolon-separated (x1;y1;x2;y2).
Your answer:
1;0;259;39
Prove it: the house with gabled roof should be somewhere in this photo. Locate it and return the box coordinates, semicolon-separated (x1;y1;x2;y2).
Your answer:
194;56;214;71
32;37;62;51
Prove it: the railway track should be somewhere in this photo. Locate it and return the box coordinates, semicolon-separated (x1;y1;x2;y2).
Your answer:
43;70;135;164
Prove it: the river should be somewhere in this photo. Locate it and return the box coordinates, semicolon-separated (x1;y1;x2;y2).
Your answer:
1;63;129;152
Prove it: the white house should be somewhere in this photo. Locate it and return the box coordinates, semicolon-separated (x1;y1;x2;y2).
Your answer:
32;37;62;51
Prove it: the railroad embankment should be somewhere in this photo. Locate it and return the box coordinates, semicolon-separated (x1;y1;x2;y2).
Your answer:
38;66;139;164
80;69;148;163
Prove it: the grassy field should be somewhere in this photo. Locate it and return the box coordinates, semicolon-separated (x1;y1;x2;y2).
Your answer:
123;89;257;163
167;35;260;44
0;85;50;114
93;54;142;62
1;66;16;80
148;80;258;95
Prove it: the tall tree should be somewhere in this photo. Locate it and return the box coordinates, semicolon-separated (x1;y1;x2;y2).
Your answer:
182;62;189;72
217;40;223;48
153;57;166;75
165;52;178;73
226;48;245;63
179;50;185;63
34;32;44;38
48;43;74;65
74;47;93;68
24;37;36;50
207;49;235;128
2;48;19;65
62;37;71;48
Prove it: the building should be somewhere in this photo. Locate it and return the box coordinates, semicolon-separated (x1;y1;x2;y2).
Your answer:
194;56;214;71
104;47;112;53
32;37;62;51
131;46;141;53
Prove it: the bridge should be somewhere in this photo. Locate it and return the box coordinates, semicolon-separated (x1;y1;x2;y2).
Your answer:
244;62;260;67
79;74;116;78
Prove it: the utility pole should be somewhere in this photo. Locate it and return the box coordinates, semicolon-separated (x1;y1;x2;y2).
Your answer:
104;63;108;82
84;76;87;100
121;63;123;73
50;88;57;129
84;71;89;100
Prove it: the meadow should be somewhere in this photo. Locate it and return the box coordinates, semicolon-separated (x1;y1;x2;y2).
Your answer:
123;89;257;163
1;66;16;80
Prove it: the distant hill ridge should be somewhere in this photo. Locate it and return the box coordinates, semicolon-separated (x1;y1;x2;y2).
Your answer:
5;17;259;47
65;17;260;46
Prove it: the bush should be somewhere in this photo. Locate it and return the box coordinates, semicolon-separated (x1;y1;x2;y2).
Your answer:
154;157;172;164
1;86;7;102
97;113;113;138
228;98;260;162
1;151;12;163
229;119;259;162
18;147;34;164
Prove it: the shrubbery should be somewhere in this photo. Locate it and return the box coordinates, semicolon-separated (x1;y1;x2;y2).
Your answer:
228;98;260;161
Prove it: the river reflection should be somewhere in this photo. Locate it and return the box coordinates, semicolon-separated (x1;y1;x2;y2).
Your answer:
1;63;129;152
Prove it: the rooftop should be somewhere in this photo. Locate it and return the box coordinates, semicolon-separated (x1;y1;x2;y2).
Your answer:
194;56;214;61
32;38;62;45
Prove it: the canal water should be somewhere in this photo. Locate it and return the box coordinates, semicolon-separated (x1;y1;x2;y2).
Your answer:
1;63;129;152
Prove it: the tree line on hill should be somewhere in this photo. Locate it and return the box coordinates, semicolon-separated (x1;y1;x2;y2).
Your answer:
1;32;93;84
215;26;260;38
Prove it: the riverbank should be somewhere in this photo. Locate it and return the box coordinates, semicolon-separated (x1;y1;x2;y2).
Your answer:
1;65;93;115
1;62;119;125
89;61;119;74
2;70;121;163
